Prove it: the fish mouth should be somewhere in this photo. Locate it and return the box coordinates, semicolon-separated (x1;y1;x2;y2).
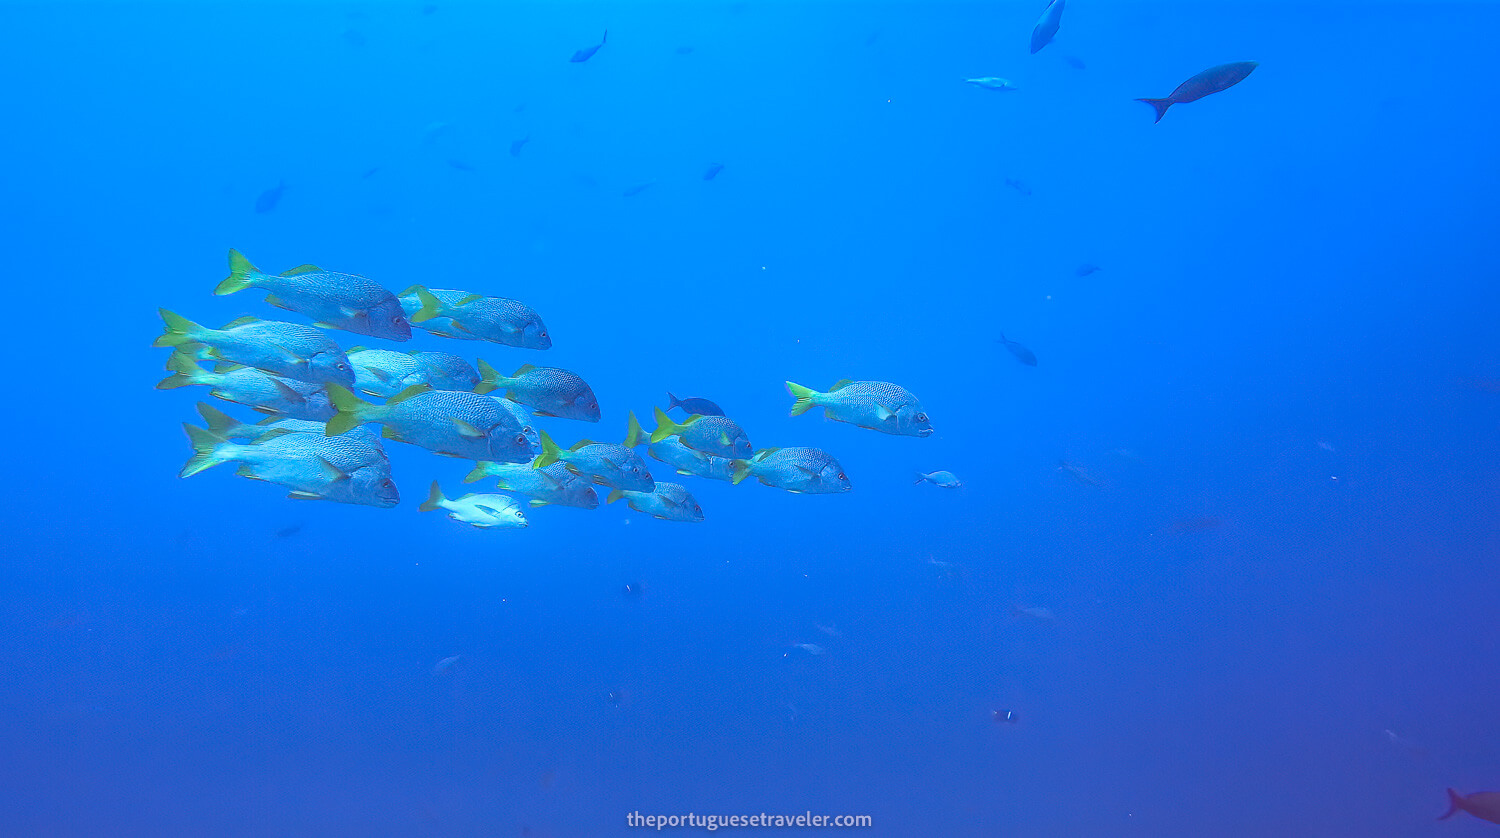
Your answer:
917;428;935;437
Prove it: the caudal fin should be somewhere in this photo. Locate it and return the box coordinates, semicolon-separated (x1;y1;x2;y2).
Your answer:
324;383;368;436
1439;789;1466;820
153;309;204;348
785;381;819;417
1136;97;1173;123
410;286;444;324
464;462;491;484
419;481;446;512
534;430;562;469
215;249;260;295
649;406;685;444
195;402;242;440
180;424;230;478
730;459;751;485
667;391;682;410
624;411;647;448
474;358;500;395
156;352;210;389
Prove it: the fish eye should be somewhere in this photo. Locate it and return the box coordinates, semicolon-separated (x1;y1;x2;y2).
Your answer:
837;472;846;480
539;330;548;339
382;479;394;488
515;434;527;446
916;413;927;423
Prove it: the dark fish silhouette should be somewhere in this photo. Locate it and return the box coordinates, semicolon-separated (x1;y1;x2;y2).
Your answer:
570;30;607;62
666;392;725;416
998;333;1038;366
510;136;531;157
1440;789;1500;825
361;167;380;179
1003;177;1031;196
622;181;654;197
1063;55;1086;70
703;163;725;181
1075;263;1101;277
1137;61;1258;123
446;158;476;172
254;180;285;213
675;45;694;55
1030;0;1064;54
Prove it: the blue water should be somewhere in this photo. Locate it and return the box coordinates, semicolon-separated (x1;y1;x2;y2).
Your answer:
2;1;1498;835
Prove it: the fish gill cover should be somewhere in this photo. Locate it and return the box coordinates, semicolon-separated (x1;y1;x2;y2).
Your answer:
1;1;1498;836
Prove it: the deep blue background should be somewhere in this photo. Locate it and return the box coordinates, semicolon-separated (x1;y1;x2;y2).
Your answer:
1;1;1498;835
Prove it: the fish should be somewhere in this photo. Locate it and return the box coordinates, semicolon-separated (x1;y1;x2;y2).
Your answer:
191;402;381;448
346;347;428;398
254;180;285;213
1013;605;1055;621
154;310;355;388
648;407;753;459
1003;177;1032;196
420;481;528;528
410;351;480;391
569;30;607;62
1075;263;1101;277
476;361;600;422
535;431;655;492
914;470;962;488
1440;789;1500;825
487;395;541;454
730;447;851;494
646;438;737;483
1063;55;1086;70
157;354;336;420
607;482;704;522
998;333;1038;366
622;181;655;197
400;286;550;349
509;136;531;157
785;379;933;437
666;392;725;416
675;45;694;55
1057;459;1103;487
786;643;825;656
445;158;477;172
217;250;412;342
702;163;724;181
432;655;461;674
965;77;1019;91
180;423;398;507
993;709;1018;724
465;460;600;509
1136;61;1258;123
1029;0;1064;53
326;383;533;463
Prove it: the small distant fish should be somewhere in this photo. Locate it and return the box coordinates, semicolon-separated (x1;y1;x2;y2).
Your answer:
420;481;528;528
786;379;932;437
273;522;304;538
732;447;851;494
445;158;477;171
965;77;1019;91
914;471;962;488
1029;0;1065;54
926;557;963;580
254;180;286;213
675;45;694;55
621;582;644;599
815;623;841;637
432;654;461;674
1440;789;1500;825
1003;177;1032;196
993;709;1018;724
361;167;380;179
1057;460;1103;487
666;392;724;416
1075;263;1101;277
622;181;655;197
998;333;1038;367
702;163;725;181
570;30;607;62
1168;516;1224;534
785;643;825;656
509;136;531;157
1136;61;1259;123
1013;605;1055;621
1316;440;1336;452
607;482;704;523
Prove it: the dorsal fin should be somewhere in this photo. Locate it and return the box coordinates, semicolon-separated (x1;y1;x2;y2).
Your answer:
280;264;322;277
569;440;594;451
514;363;538;375
388;383;431;405
223;315;259;328
830;378;854;390
455;294;485;305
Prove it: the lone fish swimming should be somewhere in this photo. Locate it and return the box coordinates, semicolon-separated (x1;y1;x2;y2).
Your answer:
1136;61;1258;123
